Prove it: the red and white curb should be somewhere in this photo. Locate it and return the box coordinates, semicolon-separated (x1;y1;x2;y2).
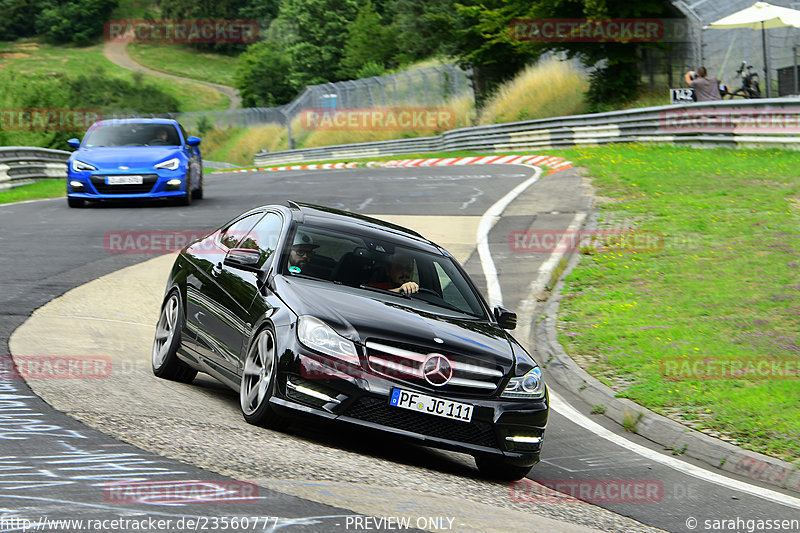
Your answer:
368;154;572;175
212;154;572;175
214;162;360;174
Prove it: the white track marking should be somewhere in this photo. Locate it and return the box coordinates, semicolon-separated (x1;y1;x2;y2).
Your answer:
476;166;543;308
549;393;800;510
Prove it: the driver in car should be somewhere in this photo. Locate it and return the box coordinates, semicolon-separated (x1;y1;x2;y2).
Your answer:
149;127;170;145
369;253;419;294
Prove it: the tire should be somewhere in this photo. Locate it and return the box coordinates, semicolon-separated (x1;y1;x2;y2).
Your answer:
240;327;289;429
474;454;533;481
67;197;85;208
152;291;197;383
192;175;203;200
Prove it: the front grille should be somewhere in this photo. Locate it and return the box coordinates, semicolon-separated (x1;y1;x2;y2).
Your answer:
365;338;504;396
345;396;497;449
91;175;158;195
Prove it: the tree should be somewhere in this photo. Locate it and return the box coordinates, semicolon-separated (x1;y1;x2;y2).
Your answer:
531;0;674;108
36;0;119;45
274;0;359;87
0;0;48;41
445;0;541;103
160;0;281;54
234;39;296;107
389;0;453;65
339;0;394;79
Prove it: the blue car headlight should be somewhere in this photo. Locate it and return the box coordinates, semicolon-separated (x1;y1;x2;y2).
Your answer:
154;158;181;171
71;159;96;172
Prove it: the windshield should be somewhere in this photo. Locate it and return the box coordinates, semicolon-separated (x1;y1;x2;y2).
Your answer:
284;225;487;318
84;124;181;147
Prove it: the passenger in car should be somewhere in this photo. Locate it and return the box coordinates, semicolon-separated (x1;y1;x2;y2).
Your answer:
368;253;419;294
288;232;318;271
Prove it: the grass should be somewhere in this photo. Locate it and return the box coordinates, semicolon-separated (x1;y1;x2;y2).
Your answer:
127;44;238;87
478;58;589;125
0;180;65;204
202;124;288;166
0;39;228;112
555;144;800;461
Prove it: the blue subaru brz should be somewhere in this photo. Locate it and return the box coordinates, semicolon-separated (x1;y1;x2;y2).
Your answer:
66;118;203;208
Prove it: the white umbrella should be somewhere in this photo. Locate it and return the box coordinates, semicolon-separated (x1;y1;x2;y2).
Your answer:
705;2;800;97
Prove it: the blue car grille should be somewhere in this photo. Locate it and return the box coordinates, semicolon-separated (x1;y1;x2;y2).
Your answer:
90;175;159;195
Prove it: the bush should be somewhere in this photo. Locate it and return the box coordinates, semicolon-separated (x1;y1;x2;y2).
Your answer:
478;58;588;124
36;0;119;45
0;67;180;149
235;39;296;107
585;61;641;112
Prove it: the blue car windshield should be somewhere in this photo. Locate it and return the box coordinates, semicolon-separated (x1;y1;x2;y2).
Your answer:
84;124;181;147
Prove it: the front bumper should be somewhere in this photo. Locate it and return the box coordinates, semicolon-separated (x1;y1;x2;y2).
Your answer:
67;168;188;200
271;347;548;466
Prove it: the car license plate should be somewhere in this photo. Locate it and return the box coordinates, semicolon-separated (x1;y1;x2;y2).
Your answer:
389;388;473;423
107;175;143;185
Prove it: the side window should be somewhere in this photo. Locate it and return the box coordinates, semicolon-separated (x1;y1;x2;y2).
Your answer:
433;261;471;312
178;124;189;144
220;213;262;249
241;213;282;266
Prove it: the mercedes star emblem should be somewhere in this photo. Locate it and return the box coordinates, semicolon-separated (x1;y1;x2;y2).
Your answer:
423;354;453;386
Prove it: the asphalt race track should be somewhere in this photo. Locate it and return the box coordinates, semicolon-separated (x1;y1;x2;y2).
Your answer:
1;166;799;533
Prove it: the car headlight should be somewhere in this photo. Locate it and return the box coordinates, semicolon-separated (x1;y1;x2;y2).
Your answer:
154;158;180;170
501;366;545;399
71;159;96;172
297;316;360;365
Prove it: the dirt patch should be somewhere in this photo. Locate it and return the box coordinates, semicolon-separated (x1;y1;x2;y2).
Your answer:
13;43;40;50
0;52;30;59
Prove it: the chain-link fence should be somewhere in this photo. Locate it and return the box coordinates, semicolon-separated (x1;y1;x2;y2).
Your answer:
109;64;473;135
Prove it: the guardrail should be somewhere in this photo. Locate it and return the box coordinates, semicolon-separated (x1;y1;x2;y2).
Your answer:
0;147;69;190
254;99;800;165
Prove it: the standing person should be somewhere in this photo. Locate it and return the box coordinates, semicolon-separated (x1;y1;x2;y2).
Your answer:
685;66;721;102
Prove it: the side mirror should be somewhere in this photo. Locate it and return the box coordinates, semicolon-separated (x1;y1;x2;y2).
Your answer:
186;136;201;146
493;306;517;330
223;248;261;272
67;138;80;148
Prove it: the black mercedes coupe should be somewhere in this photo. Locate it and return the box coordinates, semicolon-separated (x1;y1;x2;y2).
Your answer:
152;201;549;480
